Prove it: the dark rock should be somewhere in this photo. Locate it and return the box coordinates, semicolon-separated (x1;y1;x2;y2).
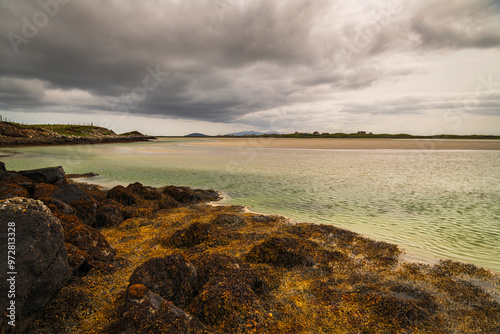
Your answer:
95;201;125;227
106;284;209;334
50;184;91;204
65;219;115;263
0;198;70;333
187;277;267;333
212;214;245;227
33;285;92;333
245;236;323;268
157;194;181;210
70;198;98;226
191;253;281;295
129;254;199;308
0;183;29;199
0;172;36;190
50;185;97;225
126;182;162;200
0;161;5;180
66;172;99;179
19;166;65;185
106;185;138;206
65;243;90;277
72;182;106;203
39;198;76;215
165;222;228;248
162;186;221;204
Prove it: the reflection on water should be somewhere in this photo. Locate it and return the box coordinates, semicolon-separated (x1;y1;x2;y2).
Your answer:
2;138;500;272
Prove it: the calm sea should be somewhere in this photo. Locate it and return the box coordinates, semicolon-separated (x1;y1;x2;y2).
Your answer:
2;138;499;272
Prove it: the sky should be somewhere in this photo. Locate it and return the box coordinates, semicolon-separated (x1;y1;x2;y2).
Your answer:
1;0;499;136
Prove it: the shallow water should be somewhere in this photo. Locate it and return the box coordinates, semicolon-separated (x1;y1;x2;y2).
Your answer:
2;138;500;272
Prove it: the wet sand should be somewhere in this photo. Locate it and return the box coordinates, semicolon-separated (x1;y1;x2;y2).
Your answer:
182;138;500;150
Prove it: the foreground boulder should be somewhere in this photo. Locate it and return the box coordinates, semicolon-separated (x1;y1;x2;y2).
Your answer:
129;255;199;308
0;198;70;333
105;284;208;334
19;166;65;185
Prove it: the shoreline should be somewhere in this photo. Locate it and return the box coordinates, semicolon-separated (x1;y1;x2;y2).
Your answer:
2;165;500;333
178;137;500;150
71;175;490;272
0;135;157;148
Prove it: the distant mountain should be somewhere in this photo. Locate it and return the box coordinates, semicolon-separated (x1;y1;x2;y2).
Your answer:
226;130;281;136
184;133;209;137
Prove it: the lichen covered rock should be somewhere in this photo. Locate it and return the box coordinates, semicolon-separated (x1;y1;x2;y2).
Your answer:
0;198;70;333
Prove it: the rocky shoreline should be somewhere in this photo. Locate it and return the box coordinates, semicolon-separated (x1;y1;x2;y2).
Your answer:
1;163;500;333
0;121;156;147
0;135;156;147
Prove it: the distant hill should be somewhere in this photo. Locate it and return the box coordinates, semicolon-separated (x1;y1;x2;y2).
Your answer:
226;130;281;136
184;133;209;137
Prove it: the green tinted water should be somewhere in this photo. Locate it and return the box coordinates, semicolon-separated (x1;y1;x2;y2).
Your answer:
2;138;499;272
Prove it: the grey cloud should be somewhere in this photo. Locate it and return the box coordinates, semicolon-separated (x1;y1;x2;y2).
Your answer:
410;0;500;50
0;0;499;125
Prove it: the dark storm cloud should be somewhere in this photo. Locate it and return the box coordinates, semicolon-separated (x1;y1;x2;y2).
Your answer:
0;0;499;123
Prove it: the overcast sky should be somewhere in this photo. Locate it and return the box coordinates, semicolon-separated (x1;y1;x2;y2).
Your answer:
1;0;499;135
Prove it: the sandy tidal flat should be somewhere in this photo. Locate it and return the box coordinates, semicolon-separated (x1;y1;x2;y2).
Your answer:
182;138;500;150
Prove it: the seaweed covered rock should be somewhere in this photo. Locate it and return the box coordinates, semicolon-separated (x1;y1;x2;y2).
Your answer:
0;198;70;333
72;182;106;203
212;214;246;228
33;285;92;333
65;242;90;276
0;183;29;199
19;166;65;185
129;254;199;308
162;186;221;204
311;281;442;333
106;284;209;334
106;185;138;206
126;182;162;200
191;253;281;296
0;171;35;189
40;197;76;215
166;222;228;248
187;277;268;333
184;253;280;333
95;200;125;227
65;221;115;263
32;182;58;199
157;194;181;210
245;236;328;268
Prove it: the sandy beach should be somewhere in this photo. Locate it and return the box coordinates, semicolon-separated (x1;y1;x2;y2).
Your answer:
181;137;500;150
